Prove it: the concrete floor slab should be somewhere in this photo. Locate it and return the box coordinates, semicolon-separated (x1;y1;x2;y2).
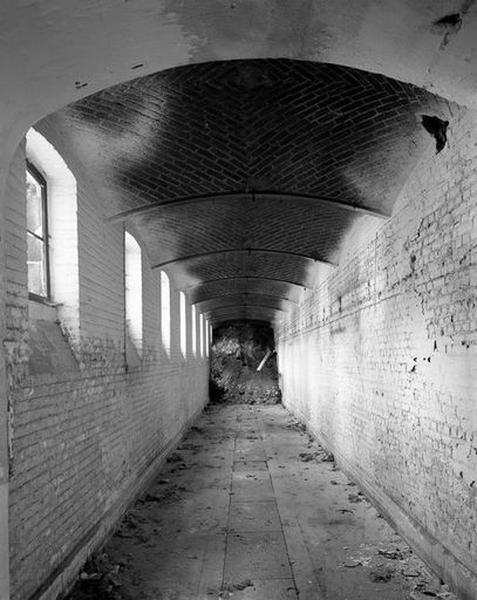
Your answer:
224;530;292;581
228;501;281;532
231;471;275;501
233;460;268;471
235;451;268;462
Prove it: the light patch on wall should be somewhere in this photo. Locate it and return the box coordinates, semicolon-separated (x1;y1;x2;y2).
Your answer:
191;304;197;357
161;271;171;356
125;232;143;355
205;319;210;357
180;291;187;358
26;128;80;339
199;312;204;357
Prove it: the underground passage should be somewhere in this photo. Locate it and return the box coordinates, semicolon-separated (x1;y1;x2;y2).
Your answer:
0;3;476;600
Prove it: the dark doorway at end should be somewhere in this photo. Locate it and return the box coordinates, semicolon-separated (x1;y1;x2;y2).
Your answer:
209;320;281;405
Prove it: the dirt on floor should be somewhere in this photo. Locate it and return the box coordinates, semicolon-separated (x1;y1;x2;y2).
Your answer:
64;405;459;600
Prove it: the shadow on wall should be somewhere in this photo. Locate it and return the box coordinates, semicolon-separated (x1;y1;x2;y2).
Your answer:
209;320;281;404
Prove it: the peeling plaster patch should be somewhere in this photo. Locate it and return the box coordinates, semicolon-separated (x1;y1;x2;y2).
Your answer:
433;13;463;33
7;394;13;477
453;443;477;488
421;115;449;153
432;1;475;48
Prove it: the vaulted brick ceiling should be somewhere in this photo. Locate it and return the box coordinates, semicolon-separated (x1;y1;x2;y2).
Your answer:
38;59;456;324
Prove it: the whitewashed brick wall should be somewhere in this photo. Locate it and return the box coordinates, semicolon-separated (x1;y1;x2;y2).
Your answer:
4;127;209;600
277;109;477;599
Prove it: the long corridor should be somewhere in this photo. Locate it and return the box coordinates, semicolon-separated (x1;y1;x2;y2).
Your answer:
68;405;457;600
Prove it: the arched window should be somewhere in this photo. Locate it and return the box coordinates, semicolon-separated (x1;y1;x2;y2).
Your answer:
191;305;197;357
205;319;210;357
199;312;204;357
179;291;187;358
26;163;49;298
161;271;171;356
125;232;143;355
26;128;79;337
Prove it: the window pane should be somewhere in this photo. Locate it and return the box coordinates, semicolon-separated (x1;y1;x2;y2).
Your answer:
161;271;171;356
26;169;44;236
125;232;143;354
199;313;204;357
191;305;197;356
180;291;187;357
27;232;48;296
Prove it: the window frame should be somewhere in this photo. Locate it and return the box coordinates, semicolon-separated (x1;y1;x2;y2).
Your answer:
26;160;51;302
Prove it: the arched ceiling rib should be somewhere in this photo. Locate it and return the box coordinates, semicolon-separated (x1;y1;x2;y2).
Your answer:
151;248;335;271
166;252;320;293
35;58;461;325
182;277;306;292
107;191;389;222
210;314;284;328
207;305;287;325
196;293;296;312
195;294;297;307
211;316;273;328
205;303;288;313
187;278;304;306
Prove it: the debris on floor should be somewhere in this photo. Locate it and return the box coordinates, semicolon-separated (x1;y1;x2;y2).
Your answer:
166;451;184;463
64;405;460;600
221;578;253;592
70;552;125;600
369;564;394;582
299;448;334;463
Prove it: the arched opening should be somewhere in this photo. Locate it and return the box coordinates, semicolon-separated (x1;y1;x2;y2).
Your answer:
125;231;143;356
26;127;80;339
160;270;171;356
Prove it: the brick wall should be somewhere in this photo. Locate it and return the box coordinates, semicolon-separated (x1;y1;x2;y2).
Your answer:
4;129;209;600
277;109;477;599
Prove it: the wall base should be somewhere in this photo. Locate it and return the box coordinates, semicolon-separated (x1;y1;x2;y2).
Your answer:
0;483;9;600
284;400;477;600
29;400;207;600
